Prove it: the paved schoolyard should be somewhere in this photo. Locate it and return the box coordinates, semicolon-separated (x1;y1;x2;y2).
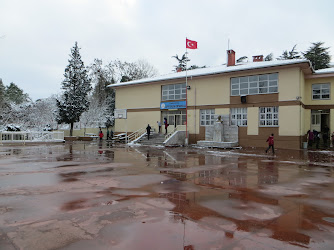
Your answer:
0;142;334;249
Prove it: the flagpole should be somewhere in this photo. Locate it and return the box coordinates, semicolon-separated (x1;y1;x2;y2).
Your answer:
185;38;189;146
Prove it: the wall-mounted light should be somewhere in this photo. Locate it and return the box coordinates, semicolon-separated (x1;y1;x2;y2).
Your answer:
187;85;191;90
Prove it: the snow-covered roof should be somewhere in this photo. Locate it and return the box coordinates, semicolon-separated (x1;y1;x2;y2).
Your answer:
109;59;311;88
314;68;334;74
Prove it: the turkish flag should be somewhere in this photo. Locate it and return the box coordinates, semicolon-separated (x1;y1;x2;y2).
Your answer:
186;39;197;49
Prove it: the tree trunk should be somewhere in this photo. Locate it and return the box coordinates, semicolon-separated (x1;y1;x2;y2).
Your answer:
70;122;74;136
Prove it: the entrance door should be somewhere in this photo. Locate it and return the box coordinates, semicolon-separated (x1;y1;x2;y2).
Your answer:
321;113;330;132
175;114;182;128
166;114;182;128
168;115;175;128
311;111;321;132
162;110;186;131
311;109;330;140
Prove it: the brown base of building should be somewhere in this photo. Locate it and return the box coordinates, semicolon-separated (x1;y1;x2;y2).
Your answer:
188;127;305;150
78;136;94;141
64;136;78;141
238;127;304;150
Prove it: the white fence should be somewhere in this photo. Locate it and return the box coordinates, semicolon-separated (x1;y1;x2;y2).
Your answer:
0;131;64;144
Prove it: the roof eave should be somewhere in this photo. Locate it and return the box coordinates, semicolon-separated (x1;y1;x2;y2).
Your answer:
108;60;314;88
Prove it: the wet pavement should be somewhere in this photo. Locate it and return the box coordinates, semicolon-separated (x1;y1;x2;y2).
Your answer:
0;141;334;249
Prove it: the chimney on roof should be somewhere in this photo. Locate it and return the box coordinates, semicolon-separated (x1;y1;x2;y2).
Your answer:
176;67;182;72
227;50;236;66
252;55;264;62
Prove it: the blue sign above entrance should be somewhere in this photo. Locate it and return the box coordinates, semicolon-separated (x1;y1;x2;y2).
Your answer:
160;101;186;110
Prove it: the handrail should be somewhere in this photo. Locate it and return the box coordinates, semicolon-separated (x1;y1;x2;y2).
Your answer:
165;127;177;140
127;127;146;143
165;125;186;140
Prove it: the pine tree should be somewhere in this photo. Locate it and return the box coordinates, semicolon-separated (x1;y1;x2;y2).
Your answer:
277;45;301;60
0;79;6;123
0;79;6;108
4;82;29;104
236;56;248;63
57;42;92;136
265;53;273;61
172;53;190;72
104;81;115;128
303;42;331;70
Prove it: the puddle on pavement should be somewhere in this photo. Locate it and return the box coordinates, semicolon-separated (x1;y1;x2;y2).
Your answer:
1;142;334;249
322;217;334;223
0;172;59;189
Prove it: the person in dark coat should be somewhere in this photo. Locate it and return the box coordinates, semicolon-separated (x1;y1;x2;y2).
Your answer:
146;124;151;140
265;133;275;155
313;130;320;149
164;117;169;135
307;130;314;148
323;125;329;148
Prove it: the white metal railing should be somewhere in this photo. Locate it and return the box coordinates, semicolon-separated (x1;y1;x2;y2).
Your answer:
0;131;64;144
165;125;186;140
127;127;146;144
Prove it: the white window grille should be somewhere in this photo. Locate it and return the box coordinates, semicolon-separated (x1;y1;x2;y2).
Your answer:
231;73;278;96
162;83;186;101
200;109;215;126
230;108;247;126
312;83;330;100
259;107;279;127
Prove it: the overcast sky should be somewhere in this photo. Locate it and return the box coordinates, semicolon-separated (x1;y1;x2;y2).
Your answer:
1;0;333;100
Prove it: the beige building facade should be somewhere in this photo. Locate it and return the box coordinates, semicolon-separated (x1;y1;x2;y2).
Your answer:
110;51;334;149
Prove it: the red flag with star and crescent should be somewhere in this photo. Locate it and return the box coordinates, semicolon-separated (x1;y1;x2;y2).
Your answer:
186;39;197;49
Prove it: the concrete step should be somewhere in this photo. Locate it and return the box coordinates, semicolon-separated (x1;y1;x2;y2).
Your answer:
138;133;166;146
140;140;165;143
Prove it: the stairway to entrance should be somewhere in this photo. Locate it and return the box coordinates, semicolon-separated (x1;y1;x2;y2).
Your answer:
137;132;166;146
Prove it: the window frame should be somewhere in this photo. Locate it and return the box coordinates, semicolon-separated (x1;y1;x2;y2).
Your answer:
162;83;186;101
312;83;330;100
230;108;247;126
311;112;321;125
231;73;278;96
200;109;215;126
259;106;279;127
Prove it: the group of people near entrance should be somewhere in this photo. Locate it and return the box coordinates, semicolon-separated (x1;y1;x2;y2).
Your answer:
307;126;334;149
146;118;169;140
98;122;334;153
98;128;113;140
148;121;277;155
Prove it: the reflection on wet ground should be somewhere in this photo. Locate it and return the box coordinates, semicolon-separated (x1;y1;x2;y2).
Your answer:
0;141;334;249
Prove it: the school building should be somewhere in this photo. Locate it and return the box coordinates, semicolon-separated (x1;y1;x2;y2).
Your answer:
110;50;334;149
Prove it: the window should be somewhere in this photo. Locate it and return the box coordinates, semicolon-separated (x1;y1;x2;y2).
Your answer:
230;108;247;126
311;111;320;125
162;83;186;101
312;83;330;100
200;109;215;126
231;73;278;96
259;107;278;127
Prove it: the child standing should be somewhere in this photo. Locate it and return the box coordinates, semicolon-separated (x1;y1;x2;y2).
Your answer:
99;130;104;140
265;133;275;155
